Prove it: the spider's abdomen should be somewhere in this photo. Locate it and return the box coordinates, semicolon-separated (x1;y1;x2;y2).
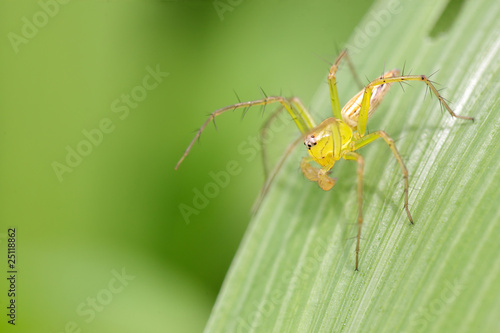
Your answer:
341;69;400;128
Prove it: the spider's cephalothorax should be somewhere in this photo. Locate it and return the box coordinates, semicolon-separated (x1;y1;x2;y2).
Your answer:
176;50;474;270
303;118;353;169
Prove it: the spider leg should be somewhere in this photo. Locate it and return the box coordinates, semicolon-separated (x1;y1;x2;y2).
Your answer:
352;130;413;224
343;151;364;271
175;96;316;169
357;74;474;137
328;49;363;119
252;133;305;213
260;105;285;179
259;97;315;179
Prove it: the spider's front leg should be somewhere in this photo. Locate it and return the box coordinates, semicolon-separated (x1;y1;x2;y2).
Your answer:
175;95;316;170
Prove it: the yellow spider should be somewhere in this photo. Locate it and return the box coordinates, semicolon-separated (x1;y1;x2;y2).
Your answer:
175;50;474;270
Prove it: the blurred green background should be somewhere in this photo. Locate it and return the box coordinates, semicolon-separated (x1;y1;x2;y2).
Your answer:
0;0;373;331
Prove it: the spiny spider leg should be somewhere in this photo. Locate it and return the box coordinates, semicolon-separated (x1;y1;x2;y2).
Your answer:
175;96;316;170
357;74;474;136
328;49;363;119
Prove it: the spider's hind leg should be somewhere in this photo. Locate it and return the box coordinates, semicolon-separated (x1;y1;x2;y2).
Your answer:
356;73;474;137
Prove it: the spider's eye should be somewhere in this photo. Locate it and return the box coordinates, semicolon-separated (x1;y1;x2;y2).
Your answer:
304;135;317;150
